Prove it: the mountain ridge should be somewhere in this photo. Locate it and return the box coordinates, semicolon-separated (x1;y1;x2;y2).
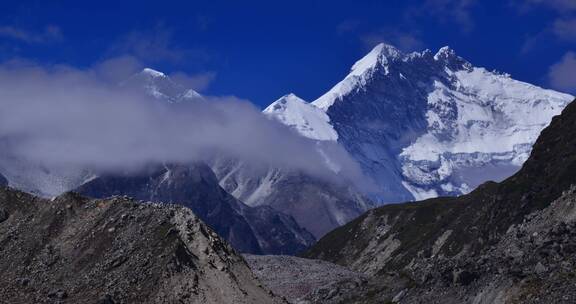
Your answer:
0;185;286;303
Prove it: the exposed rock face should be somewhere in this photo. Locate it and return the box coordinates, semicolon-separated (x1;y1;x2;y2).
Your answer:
0;187;285;304
76;163;315;255
396;186;576;304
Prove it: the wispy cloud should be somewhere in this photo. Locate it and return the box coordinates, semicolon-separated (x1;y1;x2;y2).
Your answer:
336;19;361;35
519;0;576;13
169;71;217;92
361;29;425;52
514;0;576;53
412;0;479;33
109;24;210;65
548;52;576;94
0;25;62;44
553;17;576;42
105;25;217;91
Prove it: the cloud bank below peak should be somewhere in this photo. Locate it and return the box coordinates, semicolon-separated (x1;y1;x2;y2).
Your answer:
0;59;367;189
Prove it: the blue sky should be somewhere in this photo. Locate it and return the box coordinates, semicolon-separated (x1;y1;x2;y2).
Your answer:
0;0;574;107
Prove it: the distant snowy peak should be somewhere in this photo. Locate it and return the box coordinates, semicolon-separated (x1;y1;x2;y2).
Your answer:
263;93;338;141
125;68;203;103
141;67;168;78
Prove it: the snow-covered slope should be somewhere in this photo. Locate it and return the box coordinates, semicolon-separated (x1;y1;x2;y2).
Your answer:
307;43;573;202
263;93;338;141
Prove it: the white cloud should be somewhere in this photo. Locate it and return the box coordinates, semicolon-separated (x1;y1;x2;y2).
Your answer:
109;25;209;64
553;18;576;42
0;25;62;44
0;59;366;186
421;0;478;32
523;0;576;12
169;71;217;92
361;29;425;52
548;52;576;93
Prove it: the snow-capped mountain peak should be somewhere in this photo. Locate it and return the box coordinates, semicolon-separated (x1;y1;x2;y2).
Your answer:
124;68;204;103
434;46;456;59
350;43;403;77
263;93;338;141
307;44;575;203
313;43;405;110
434;46;471;71
140;67;168;78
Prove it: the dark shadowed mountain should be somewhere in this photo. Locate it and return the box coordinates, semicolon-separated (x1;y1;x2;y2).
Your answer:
0;187;285;304
76;162;315;255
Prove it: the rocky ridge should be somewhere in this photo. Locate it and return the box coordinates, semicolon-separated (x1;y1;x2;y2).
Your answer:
0;185;285;304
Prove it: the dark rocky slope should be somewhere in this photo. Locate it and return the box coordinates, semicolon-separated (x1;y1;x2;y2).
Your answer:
0;186;285;304
76;163;315;255
244;254;369;303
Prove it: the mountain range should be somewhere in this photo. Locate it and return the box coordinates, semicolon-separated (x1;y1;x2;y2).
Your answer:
1;41;576;303
0;43;573;257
